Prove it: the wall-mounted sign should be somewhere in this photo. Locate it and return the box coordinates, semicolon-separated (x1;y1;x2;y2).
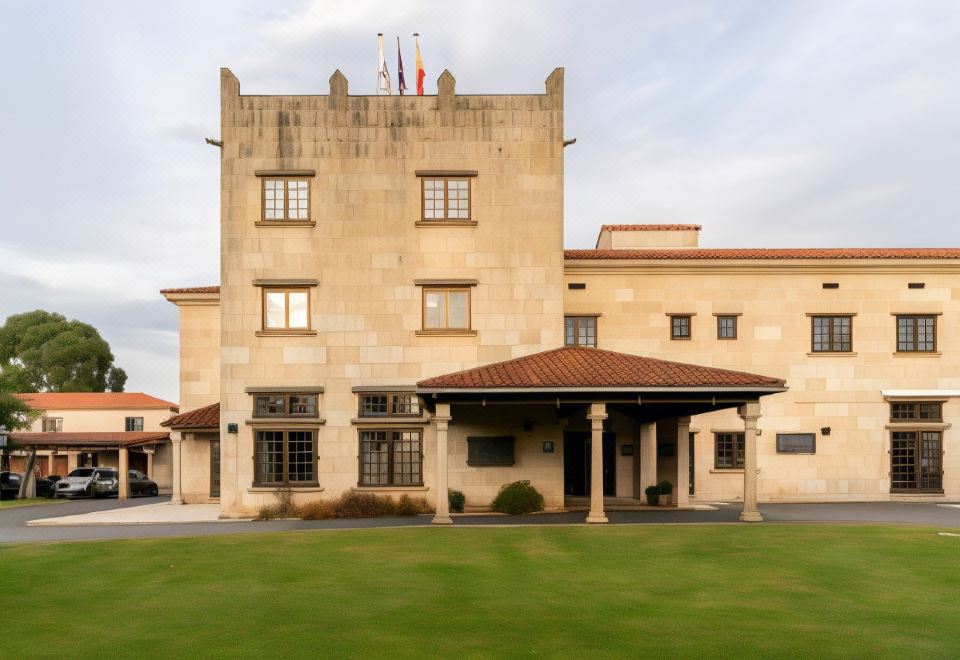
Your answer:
542;440;555;453
621;444;634;456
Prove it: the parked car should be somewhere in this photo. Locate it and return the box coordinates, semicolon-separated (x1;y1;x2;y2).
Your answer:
0;471;57;500
56;468;159;498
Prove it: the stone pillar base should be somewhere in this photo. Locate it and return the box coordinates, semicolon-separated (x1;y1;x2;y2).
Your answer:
585;514;609;524
739;510;764;522
431;515;453;525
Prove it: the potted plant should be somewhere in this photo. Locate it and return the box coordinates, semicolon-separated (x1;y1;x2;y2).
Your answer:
657;480;673;506
644;484;660;506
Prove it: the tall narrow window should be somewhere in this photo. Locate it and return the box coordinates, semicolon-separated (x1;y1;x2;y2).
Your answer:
359;430;423;486
422;177;471;221
714;432;745;469
262;178;310;222
811;316;853;352
717;315;737;340
896;315;936;352
891;431;942;492
422;288;471;331
565;316;597;347
262;288;310;331
670;315;692;340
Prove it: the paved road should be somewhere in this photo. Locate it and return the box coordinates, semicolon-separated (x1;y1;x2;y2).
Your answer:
1;498;958;544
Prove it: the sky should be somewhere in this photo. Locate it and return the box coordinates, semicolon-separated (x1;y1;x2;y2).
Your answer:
0;0;958;403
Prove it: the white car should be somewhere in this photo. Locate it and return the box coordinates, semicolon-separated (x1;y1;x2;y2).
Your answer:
56;468;118;498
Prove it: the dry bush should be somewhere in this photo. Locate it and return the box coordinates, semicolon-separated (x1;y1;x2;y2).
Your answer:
297;499;337;520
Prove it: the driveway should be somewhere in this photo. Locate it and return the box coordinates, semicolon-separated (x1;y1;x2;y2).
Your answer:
1;498;958;544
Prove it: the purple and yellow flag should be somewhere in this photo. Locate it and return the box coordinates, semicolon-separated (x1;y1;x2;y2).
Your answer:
397;37;407;95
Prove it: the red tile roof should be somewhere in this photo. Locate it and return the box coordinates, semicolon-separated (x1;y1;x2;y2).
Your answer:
565;248;960;261
10;432;170;448
15;392;178;412
600;224;702;232
161;402;220;430
160;286;220;294
417;347;785;390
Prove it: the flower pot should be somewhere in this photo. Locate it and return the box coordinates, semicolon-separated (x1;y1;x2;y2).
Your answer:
658;493;672;507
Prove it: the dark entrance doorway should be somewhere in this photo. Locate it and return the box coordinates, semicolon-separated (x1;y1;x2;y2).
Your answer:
210;438;221;498
563;431;615;497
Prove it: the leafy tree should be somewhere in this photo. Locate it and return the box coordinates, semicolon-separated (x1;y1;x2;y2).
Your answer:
0;387;38;470
0;310;127;392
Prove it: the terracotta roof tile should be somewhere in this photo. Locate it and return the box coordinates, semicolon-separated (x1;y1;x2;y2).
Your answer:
417;347;785;390
600;224;702;232
161;402;220;430
565;248;960;261
10;432;170;448
15;392;179;412
160;286;220;294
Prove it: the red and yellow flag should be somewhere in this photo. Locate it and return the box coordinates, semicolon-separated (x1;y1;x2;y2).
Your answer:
414;34;425;95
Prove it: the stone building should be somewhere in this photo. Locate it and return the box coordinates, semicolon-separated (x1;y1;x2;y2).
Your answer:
161;67;960;520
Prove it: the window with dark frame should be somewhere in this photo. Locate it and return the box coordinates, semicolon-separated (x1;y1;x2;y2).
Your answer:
714;432;745;469
254;429;317;485
41;417;62;433
124;417;144;432
253;393;319;418
896;315;936;352
358;393;421;417
422;177;471;221
422;287;471;331
890;401;942;422
565;316;597;348
776;433;816;454
811;315;852;352
670;315;692;340
467;436;516;466
359;429;423;486
891;430;942;492
717;315;737;340
262;288;310;331
262;178;310;222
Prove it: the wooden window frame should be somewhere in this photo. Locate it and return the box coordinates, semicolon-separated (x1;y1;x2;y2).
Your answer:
889;401;943;423
260;177;311;223
670;315;692;340
895;315;937;353
466;436;516;467
41;417;63;433
716;315;738;340
890;430;943;493
420;177;472;222
253;393;320;419
810;315;853;353
564;316;598;348
358;392;422;418
124;417;144;432
253;429;319;487
358;429;424;487
714;432;745;469
261;287;311;332
421;286;472;332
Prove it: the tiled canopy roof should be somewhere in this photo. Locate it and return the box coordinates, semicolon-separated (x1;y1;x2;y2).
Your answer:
417;347;785;390
161;402;220;430
10;432;170;448
160;286;220;294
15;392;178;411
600;224;702;232
566;248;960;260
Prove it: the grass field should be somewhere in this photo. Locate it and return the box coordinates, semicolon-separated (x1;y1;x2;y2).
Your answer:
0;496;65;509
2;525;959;658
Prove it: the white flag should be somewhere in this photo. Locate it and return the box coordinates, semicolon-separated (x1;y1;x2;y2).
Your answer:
377;33;392;95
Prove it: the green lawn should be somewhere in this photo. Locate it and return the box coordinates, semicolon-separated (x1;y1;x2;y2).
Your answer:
0;496;65;509
2;525;959;658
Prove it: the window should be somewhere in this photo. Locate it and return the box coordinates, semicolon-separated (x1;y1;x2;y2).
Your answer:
125;417;144;432
422;287;470;331
254;430;317;485
717;315;737;340
41;417;62;433
262;288;310;330
811;316;852;352
776;433;816;454
359;430;423;486
262;178;310;221
670;315;691;340
890;401;942;422
565;316;597;347
714;432;745;469
467;436;516;467
422;177;471;221
891;431;942;492
358;393;420;417
253;393;319;418
896;315;936;352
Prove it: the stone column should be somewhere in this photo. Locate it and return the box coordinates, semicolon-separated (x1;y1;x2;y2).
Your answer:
146;450;154;479
118;447;129;500
675;416;691;506
586;402;608;524
639;422;657;499
170;432;183;505
431;403;453;525
739;401;763;522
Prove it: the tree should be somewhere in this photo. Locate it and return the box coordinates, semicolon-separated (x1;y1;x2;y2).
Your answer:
0;387;38;470
0;310;127;393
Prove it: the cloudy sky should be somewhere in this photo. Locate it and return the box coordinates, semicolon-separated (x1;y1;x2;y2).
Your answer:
1;0;958;402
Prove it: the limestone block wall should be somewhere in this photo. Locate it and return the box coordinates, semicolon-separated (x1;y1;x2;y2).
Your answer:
178;432;215;503
177;304;221;413
564;260;960;502
217;68;566;515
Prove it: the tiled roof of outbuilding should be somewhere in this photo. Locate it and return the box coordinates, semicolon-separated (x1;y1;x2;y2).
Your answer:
15;392;178;411
10;432;170;448
565;248;960;260
417;347;785;390
161;402;220;430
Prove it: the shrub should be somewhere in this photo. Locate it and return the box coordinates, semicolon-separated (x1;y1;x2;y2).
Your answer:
256;488;297;520
396;493;434;516
336;492;395;518
448;489;466;513
644;484;660;506
298;499;337;520
491;481;544;515
658;480;674;496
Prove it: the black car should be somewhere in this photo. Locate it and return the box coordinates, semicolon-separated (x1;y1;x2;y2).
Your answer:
0;471;57;500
